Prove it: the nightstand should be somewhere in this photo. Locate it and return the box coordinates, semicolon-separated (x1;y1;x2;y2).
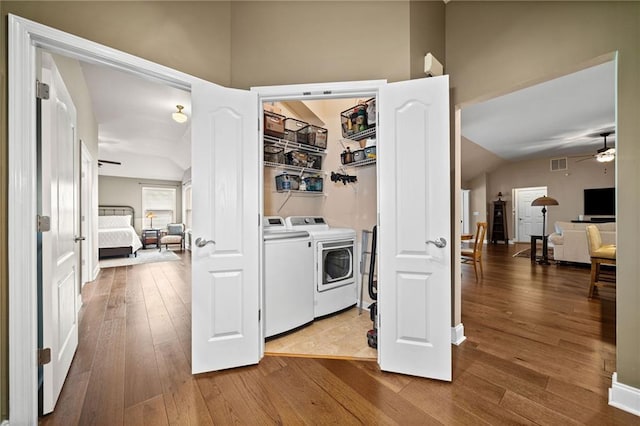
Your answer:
141;228;160;249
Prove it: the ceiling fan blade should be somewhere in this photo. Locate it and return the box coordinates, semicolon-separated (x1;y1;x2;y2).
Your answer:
575;156;594;163
98;159;122;165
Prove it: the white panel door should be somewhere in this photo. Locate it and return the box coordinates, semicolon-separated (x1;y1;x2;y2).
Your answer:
378;76;451;380
191;80;260;374
516;187;547;241
41;56;80;414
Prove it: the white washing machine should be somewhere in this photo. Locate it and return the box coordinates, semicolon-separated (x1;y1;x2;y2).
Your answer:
263;216;314;338
285;216;357;318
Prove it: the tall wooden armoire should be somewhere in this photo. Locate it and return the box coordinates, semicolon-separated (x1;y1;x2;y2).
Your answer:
491;200;508;244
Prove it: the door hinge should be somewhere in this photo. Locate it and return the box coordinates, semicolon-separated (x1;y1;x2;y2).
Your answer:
258;309;261;322
37;215;51;232
36;80;50;100
38;347;51;365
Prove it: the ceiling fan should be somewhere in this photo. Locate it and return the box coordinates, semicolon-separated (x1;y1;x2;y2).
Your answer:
97;159;122;167
576;131;616;163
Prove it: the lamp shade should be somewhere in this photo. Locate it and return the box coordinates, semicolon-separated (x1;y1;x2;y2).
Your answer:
172;105;188;123
531;196;559;207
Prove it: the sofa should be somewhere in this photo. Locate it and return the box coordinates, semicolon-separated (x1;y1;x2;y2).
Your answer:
548;221;616;264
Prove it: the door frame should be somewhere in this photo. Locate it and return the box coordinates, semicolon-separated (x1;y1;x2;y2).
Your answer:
80;140;95;286
513;186;547;242
8;14;197;424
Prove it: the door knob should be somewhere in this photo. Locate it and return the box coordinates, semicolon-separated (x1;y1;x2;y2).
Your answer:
195;237;216;248
426;238;447;248
74;236;86;242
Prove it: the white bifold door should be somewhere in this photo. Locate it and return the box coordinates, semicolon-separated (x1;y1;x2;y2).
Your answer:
191;76;451;381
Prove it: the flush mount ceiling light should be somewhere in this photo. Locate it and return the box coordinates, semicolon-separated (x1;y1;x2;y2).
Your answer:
172;104;188;123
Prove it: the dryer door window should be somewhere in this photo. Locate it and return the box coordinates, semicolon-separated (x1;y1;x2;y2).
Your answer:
319;240;354;291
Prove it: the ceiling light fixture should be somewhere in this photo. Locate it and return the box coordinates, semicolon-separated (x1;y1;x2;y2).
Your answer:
596;149;615;163
172;104;188;123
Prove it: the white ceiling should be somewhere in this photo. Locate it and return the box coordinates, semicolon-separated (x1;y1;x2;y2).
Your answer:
80;62;191;181
462;61;615;162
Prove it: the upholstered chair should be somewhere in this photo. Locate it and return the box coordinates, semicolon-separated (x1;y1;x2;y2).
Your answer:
160;223;185;251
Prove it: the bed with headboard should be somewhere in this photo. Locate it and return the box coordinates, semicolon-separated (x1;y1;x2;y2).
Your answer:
98;205;143;259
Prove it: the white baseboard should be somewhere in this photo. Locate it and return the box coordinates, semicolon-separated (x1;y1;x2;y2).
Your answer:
609;372;640;416
92;265;100;281
2;420;10;425
451;323;466;345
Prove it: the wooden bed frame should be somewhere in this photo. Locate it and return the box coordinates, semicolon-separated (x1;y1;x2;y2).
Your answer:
98;205;138;259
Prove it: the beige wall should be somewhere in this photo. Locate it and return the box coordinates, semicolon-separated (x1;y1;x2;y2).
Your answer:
447;1;640;389
2;1;233;86
230;1;412;88
98;176;182;234
489;156;615;241
409;0;446;79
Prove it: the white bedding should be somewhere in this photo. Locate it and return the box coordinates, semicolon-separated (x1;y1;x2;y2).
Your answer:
98;214;142;252
98;227;143;252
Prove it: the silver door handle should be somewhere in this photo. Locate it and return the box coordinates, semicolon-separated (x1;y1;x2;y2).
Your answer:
426;238;447;248
74;236;86;242
195;237;216;248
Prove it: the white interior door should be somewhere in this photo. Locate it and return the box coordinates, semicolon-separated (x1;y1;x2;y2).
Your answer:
40;54;80;414
515;187;547;241
378;76;452;380
191;80;260;374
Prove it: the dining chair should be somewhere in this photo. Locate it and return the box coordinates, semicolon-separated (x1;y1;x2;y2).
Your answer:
585;224;616;298
461;222;488;281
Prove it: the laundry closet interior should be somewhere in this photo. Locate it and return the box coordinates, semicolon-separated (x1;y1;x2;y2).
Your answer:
260;93;379;360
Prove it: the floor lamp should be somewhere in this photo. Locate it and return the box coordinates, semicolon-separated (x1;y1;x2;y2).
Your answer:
531;195;559;265
531;195;559;236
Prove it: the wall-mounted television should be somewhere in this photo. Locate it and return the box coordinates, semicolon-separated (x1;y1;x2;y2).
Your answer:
584;187;615;216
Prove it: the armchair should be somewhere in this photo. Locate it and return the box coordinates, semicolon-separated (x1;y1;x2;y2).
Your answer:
160;223;185;252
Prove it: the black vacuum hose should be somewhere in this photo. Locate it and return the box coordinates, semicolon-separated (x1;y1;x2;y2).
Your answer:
368;225;377;301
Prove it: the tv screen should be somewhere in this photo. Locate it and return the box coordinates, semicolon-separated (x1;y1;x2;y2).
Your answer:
584;187;615;216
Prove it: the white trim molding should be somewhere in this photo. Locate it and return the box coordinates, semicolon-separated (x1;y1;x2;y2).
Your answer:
451;323;466;345
609;372;640;417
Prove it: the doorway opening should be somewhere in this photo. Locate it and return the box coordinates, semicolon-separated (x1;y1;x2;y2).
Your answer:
260;96;379;361
513;186;548;242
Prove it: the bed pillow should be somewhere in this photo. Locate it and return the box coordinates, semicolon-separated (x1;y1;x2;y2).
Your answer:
98;215;132;229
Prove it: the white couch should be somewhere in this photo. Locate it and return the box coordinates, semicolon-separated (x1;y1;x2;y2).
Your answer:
548;221;616;264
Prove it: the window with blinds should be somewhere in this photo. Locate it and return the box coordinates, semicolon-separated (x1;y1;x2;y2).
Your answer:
183;184;192;230
142;186;177;229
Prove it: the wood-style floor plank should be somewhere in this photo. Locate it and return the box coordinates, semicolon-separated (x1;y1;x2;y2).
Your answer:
123;395;169;426
40;247;640;425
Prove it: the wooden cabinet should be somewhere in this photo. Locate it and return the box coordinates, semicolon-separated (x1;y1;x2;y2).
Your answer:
491;200;508;244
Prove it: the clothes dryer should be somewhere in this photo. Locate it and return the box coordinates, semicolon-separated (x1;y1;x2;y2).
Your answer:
285;216;357;318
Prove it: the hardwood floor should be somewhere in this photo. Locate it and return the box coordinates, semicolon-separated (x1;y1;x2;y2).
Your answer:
40;245;638;425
